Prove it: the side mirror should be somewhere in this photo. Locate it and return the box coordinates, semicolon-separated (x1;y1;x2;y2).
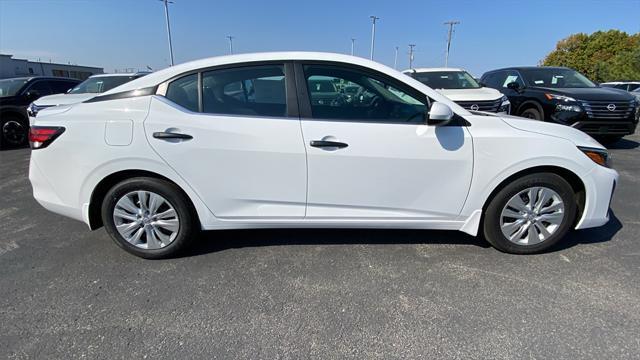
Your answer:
506;82;521;91
427;102;454;126
26;90;41;99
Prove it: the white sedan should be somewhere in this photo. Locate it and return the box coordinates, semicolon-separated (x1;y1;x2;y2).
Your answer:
29;52;617;258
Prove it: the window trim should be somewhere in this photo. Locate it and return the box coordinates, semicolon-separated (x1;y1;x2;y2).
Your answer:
293;61;431;125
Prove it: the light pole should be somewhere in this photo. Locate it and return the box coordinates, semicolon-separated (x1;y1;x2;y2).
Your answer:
408;44;416;69
351;38;356;56
160;0;175;66
394;46;399;69
369;16;379;60
444;20;460;67
227;35;234;54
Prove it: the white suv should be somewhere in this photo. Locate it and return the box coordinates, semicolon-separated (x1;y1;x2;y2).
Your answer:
29;52;617;258
404;68;510;114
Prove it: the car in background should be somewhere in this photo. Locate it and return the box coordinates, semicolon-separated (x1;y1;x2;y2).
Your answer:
28;72;150;121
30;52;617;258
404;68;510;114
600;81;640;92
631;88;640;102
481;67;639;144
0;76;80;149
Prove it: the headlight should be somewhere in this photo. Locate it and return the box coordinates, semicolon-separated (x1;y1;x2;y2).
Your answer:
27;102;37;117
498;95;511;113
545;93;576;102
578;146;610;167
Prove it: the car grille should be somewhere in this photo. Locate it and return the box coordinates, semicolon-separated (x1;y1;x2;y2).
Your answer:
455;98;502;112
580;100;635;120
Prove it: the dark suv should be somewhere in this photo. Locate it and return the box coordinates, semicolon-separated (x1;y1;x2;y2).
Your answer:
481;67;639;144
0;76;80;149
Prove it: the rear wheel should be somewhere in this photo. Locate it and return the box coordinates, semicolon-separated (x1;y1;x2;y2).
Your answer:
483;173;576;254
101;177;198;259
519;107;543;120
0;115;28;149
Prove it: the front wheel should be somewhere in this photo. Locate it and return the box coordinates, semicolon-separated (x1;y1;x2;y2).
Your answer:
101;177;199;259
1;115;29;149
483;173;577;254
520;107;543;120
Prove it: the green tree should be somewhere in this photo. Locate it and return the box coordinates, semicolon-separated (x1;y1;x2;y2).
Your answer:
542;30;640;82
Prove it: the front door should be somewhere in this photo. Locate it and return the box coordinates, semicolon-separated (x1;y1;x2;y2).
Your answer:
297;63;473;219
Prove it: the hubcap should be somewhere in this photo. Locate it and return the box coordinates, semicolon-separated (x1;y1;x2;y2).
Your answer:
113;191;180;249
2;120;26;145
500;187;565;246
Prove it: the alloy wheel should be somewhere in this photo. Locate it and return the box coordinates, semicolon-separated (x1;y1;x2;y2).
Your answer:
113;191;180;249
2;120;26;146
499;186;565;245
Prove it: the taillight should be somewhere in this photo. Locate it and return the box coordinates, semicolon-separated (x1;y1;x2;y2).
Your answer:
29;126;65;149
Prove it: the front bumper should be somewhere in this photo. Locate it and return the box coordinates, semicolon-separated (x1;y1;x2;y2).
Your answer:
551;109;638;136
575;164;619;229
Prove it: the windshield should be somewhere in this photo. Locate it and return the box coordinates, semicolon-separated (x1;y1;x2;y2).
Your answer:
413;71;481;89
69;75;137;94
520;68;596;88
0;78;28;97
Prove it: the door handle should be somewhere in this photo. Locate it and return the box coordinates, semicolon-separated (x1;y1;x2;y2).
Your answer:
310;140;348;149
152;131;193;140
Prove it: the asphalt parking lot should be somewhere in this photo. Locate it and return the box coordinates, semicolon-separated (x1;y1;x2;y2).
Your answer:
1;134;639;359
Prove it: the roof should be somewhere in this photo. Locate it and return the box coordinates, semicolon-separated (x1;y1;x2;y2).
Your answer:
98;51;471;115
0;76;80;82
484;66;571;73
89;72;151;78
403;67;465;73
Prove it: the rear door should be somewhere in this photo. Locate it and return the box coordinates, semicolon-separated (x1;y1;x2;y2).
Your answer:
144;63;307;218
295;62;473;219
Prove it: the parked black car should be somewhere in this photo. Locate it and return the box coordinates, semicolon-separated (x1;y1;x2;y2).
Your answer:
0;76;80;149
480;67;639;144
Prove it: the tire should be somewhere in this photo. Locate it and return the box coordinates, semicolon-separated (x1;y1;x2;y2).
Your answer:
101;177;199;259
594;135;623;146
483;173;577;254
520;107;543;120
1;114;29;149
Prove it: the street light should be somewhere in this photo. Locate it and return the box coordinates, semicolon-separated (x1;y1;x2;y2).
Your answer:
408;44;416;69
369;16;379;60
394;46;399;69
351;38;356;56
159;0;175;66
227;35;234;54
444;20;461;67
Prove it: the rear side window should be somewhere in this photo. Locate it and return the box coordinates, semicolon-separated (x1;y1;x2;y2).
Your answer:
166;74;198;112
201;65;286;117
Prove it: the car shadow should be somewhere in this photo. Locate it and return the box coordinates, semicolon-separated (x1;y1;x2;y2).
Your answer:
606;138;639;150
182;211;622;257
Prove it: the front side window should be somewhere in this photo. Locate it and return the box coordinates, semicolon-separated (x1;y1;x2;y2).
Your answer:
303;64;427;123
50;81;78;94
413;71;481;89
165;73;198;112
202;65;286;117
500;71;526;88
520;68;596;88
26;81;53;96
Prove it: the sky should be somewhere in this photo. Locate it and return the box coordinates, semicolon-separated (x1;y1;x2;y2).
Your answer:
1;0;639;76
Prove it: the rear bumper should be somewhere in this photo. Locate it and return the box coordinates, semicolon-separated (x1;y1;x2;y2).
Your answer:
575;165;619;229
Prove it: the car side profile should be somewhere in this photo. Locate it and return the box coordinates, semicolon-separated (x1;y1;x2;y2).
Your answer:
404;68;511;114
0;76;80;149
480;67;639;144
29;52;618;258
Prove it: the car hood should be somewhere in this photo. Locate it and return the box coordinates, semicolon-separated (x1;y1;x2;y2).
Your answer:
436;87;503;101
33;93;97;106
500;114;604;149
533;86;634;101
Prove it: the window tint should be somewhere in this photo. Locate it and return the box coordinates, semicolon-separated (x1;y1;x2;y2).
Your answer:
501;70;525;88
166;74;198;112
303;65;427;123
50;81;77;94
481;72;501;88
26;81;53;96
202;65;286;117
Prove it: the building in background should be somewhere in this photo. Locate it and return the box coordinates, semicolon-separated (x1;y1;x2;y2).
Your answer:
0;54;103;80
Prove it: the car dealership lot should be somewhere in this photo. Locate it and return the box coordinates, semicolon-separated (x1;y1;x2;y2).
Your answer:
1;135;639;359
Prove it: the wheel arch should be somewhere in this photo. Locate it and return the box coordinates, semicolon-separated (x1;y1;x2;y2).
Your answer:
88;169;202;230
482;165;586;225
516;100;544;119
